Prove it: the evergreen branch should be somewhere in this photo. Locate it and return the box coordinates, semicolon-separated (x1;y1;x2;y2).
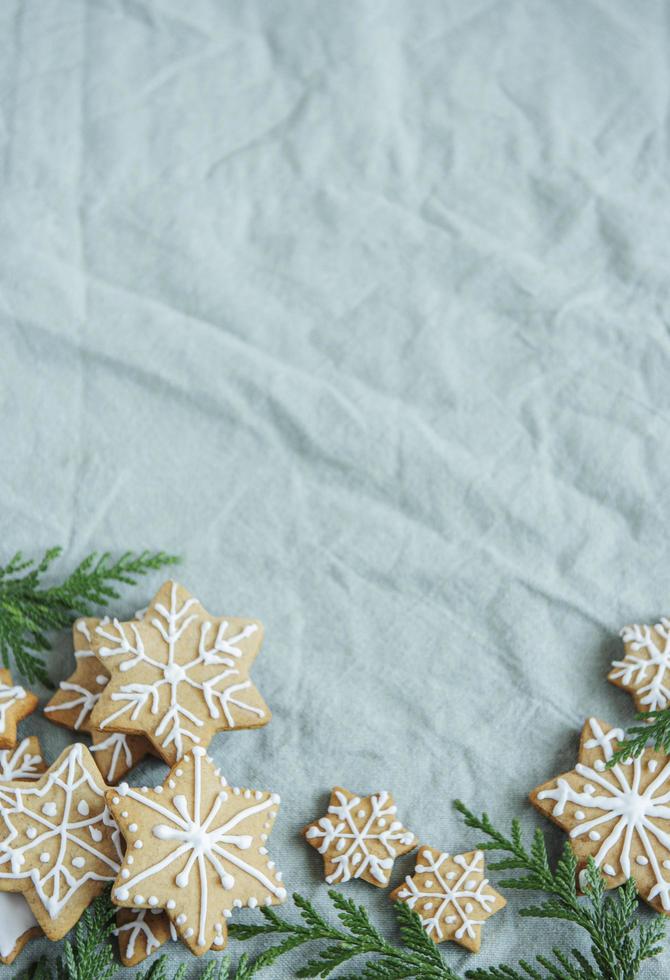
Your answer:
227;890;461;979
0;548;179;684
454;801;665;980
607;709;670;768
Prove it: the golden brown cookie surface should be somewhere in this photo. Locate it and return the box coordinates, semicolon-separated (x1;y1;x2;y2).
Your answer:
530;717;670;915
108;746;286;955
0;743;121;939
390;847;506;952
303;787;415;887
90;580;270;765
0;670;38;750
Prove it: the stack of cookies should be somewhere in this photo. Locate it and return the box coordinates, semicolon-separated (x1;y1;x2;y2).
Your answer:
0;580;286;965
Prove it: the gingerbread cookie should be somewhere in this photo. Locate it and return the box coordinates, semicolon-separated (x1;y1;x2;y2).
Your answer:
390;847;505;952
531;717;670;914
115;907;174;966
0;670;37;749
107;745;287;955
609;620;670;713
90;580;270;765
0;892;41;965
303;787;415;887
0;742;121;939
45;619;153;783
0;737;45;783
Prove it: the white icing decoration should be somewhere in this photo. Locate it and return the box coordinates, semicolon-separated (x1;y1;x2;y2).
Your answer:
306;790;414;885
0;681;26;734
0;744;121;920
0;739;43;783
0;892;39;958
612;621;670;710
113;747;285;948
114;908;164;960
537;718;670;909
397;851;496;941
94;583;264;759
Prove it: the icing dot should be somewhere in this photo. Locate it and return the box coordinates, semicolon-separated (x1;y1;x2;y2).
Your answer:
255;791;263;801
185;928;194;938
446;915;456;923
604;864;616;876
244;790;251;799
176;914;187;925
155;786;163;794
127;856;134;865
168;780;176;789
39;852;49;863
42;802;57;817
26;827;37;840
357;809;365;819
663;861;670;870
378;818;387;828
465;903;473;913
574;810;585;820
116;888;130;901
352;853;362;865
111;797;120;806
424;879;433;888
636;855;649;866
121;869;130;879
424;902;434;911
248;897;258;909
589;831;601;841
134;895;145;905
594;760;606;772
96;675;107;685
89;827;102;843
446;871;456;880
121;811;129;819
149;896;159;906
648;760;659;773
129;823;138;833
77;800;89;817
166;899;176;910
175;769;183;778
134;840;143;849
223;910;232;918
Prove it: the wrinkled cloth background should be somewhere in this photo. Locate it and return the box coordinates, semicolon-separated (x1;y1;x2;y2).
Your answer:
1;0;669;975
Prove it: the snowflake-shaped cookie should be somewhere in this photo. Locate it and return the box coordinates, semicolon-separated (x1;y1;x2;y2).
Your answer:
303;787;416;887
90;580;270;765
115;907;174;966
107;745;287;954
531;717;670;914
0;742;121;939
45;619;152;783
390;847;505;952
0;737;45;783
609;620;670;713
0;670;37;750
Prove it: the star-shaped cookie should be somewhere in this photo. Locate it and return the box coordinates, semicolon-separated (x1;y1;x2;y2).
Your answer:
115;907;174;966
531;717;670;915
609;619;670;713
0;742;121;939
107;746;287;955
390;847;505;952
45;618;153;783
303;787;416;887
90;580;271;765
0;670;37;749
0;737;45;783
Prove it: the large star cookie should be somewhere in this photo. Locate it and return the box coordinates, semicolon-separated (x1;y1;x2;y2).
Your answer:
530;717;670;914
609;619;670;713
303;787;416;887
0;670;37;749
0;743;121;939
90;580;271;765
45;618;152;783
107;746;286;955
390;847;505;952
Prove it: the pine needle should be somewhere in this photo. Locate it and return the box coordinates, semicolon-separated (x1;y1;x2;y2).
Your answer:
0;547;179;685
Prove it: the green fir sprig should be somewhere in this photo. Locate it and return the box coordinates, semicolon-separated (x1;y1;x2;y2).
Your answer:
455;800;665;980
607;709;670;768
0;547;179;685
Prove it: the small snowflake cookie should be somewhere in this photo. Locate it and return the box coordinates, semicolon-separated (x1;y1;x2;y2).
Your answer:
45;618;153;783
89;580;271;766
115;907;175;966
609;619;670;713
530;717;670;915
303;787;416;887
0;742;121;940
107;745;287;955
0;669;37;749
390;847;505;952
